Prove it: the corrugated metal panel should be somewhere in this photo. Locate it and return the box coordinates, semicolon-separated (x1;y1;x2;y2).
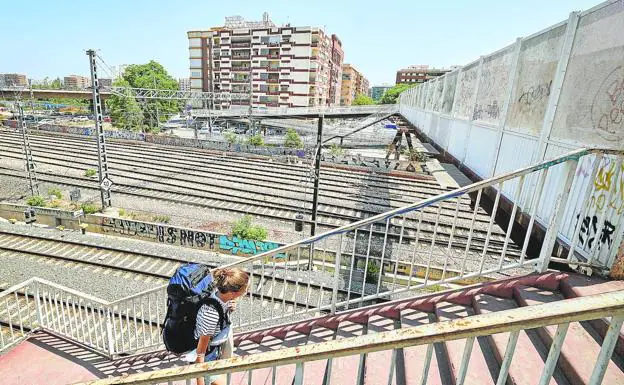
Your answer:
437;117;452;151
494;133;539;206
447;120;470;162
464;124;499;178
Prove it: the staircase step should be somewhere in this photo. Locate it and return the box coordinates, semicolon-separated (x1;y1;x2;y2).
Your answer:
363;315;400;385
473;294;568;385
400;309;451;385
435;301;498;385
327;321;367;385
559;274;624;357
302;327;337;385
514;285;624;385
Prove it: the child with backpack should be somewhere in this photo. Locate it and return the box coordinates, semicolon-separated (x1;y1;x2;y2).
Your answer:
162;264;250;385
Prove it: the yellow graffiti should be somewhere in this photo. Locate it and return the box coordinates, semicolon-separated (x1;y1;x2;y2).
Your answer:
590;162;624;215
594;162;616;191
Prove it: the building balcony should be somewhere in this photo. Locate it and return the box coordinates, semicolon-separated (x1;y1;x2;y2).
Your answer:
267;54;280;59
232;42;251;48
231;55;250;60
231;67;251;72
231;79;249;83
266;78;279;84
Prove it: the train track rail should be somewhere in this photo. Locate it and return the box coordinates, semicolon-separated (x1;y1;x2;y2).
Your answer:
0;131;523;258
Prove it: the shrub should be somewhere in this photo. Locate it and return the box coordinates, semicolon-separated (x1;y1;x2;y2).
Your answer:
283;128;303;148
152;214;171;224
81;202;99;214
365;261;380;284
224;131;238;144
231;215;268;241
329;143;344;157
84;168;97;177
48;187;62;200
247;134;264;146
118;208;126;217
26;196;46;207
403;149;429;163
49;199;62;208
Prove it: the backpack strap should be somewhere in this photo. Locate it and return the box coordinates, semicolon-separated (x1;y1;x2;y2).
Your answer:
201;297;230;330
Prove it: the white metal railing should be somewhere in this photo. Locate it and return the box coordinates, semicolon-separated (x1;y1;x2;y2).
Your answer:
0;277;165;357
194;105;396;118
73;290;624;385
1;148;622;359
214;147;623;331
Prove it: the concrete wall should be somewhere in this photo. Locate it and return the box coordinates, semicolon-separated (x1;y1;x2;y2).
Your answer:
398;0;624;269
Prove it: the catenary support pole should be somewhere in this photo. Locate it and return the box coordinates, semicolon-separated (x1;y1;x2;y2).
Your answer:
311;115;324;236
87;49;113;209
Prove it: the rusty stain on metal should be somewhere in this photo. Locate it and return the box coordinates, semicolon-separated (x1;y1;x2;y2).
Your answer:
73;290;624;385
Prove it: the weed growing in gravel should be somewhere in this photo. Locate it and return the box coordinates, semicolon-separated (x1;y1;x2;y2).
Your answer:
81;202;99;214
26;196;46;207
232;215;268;241
152;215;171;224
48;187;63;200
84;168;97;177
49;200;62;208
365;261;380;284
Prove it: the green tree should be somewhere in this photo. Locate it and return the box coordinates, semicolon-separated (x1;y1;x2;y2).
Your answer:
283;128;303;148
106;79;144;131
379;84;417;104
352;93;375;106
120;61;181;127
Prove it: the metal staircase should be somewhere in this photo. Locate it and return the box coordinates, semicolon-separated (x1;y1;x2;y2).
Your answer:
0;147;623;385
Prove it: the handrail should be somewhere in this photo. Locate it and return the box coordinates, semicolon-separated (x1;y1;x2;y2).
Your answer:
220;147;612;269
73;290;624;385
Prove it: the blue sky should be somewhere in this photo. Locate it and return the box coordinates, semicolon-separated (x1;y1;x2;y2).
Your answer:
0;0;601;85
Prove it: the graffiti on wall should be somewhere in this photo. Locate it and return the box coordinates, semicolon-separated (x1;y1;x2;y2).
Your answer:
577;214;616;252
590;157;624;215
517;80;552;111
591;66;624;140
472;101;500;121
101;217;285;258
219;235;285;258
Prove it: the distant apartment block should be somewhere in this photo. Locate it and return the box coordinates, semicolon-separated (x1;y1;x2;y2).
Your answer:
370;84;393;101
0;73;28;87
396;65;452;84
99;78;112;87
187;13;344;108
179;78;191;91
340;64;369;106
64;75;90;90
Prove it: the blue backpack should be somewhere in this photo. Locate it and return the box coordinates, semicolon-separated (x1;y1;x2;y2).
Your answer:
162;264;229;354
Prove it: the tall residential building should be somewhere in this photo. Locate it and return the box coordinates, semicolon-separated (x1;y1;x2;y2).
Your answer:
395;65;452;84
179;78;191;91
1;73;28;87
340;64;369;106
370;84;393;101
64;75;90;89
99;78;112;87
187;13;344;108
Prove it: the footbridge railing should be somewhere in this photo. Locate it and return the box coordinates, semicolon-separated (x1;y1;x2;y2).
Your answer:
74;289;624;385
1;148;622;359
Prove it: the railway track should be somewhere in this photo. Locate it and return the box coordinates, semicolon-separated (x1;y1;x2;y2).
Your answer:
0;130;524;258
0;229;377;314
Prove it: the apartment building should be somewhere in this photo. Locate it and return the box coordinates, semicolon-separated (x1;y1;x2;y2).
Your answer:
0;73;28;87
179;78;191;91
187;13;343;108
64;75;90;89
340;64;369;106
395;65;453;84
370;84;393;101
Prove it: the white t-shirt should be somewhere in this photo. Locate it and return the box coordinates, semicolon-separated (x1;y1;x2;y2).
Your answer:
194;294;229;340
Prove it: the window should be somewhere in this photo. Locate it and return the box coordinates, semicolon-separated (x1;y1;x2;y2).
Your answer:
189;38;201;48
190;59;202;67
191;71;202;78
